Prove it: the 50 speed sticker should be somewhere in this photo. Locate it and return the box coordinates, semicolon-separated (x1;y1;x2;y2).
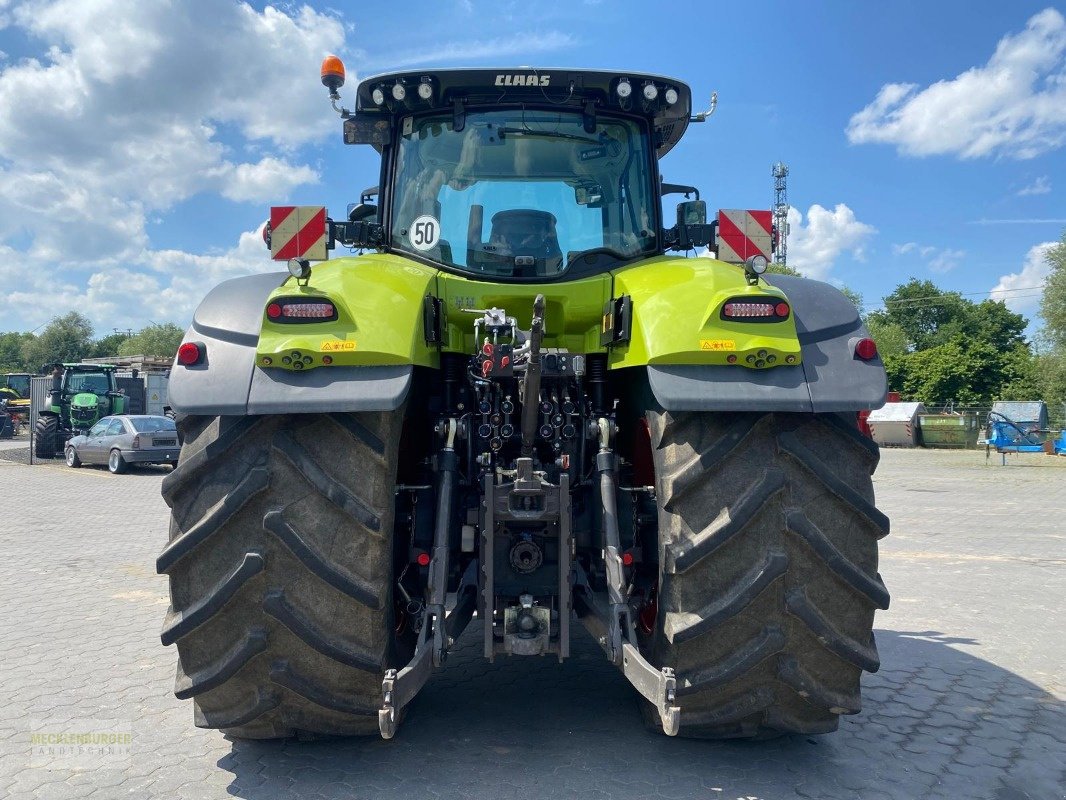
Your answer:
409;215;441;252
321;341;356;352
700;339;736;351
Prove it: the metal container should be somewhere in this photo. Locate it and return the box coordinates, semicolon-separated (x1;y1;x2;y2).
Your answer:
918;413;981;449
867;402;925;447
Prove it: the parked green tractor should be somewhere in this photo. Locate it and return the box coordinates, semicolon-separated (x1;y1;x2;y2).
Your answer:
34;363;126;458
159;62;889;740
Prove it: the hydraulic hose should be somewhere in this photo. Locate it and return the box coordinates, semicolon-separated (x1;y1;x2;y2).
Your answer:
520;294;546;458
596;417;625;664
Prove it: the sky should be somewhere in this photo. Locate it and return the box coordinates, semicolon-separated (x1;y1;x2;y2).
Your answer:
0;0;1064;337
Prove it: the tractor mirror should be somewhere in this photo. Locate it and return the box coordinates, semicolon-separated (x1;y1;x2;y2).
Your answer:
677;199;707;227
347;202;377;223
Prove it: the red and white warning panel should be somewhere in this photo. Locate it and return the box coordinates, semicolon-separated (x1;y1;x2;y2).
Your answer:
716;209;773;264
269;206;328;261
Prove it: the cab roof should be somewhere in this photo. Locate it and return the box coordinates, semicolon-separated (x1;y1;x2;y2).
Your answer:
354;68;694;158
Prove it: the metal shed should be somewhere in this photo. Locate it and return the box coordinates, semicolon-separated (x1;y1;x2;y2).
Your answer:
867;402;925;447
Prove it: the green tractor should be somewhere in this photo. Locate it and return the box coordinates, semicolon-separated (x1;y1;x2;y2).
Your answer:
159;62;889;740
34;363;126;458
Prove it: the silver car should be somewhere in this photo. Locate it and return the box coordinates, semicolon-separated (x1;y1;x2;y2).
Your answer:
65;415;180;473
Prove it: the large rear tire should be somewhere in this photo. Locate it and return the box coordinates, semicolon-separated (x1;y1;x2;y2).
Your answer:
34;414;60;458
158;412;407;738
642;410;890;738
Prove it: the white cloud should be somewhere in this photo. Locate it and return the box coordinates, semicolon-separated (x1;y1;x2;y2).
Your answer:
0;1;342;261
892;242;936;257
928;248;966;274
785;204;876;281
368;31;576;70
990;242;1056;313
1017;175;1052;195
847;8;1066;159
215;158;320;204
893;242;969;273
0;225;272;333
0;1;346;331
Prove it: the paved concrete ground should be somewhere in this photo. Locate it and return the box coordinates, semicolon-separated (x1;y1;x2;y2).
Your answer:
0;446;1062;800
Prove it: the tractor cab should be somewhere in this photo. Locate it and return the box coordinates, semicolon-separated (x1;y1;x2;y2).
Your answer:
301;66;722;281
4;372;31;399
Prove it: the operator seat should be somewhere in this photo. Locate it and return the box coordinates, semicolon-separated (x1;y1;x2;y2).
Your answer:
487;209;563;275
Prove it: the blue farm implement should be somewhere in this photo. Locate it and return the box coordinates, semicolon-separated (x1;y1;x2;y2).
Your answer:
985;411;1066;463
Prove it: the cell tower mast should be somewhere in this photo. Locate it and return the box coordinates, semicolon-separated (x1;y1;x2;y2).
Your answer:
772;162;789;266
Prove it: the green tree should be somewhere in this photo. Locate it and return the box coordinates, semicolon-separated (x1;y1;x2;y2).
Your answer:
868;279;970;351
765;262;800;276
884;336;1009;405
838;285;864;317
866;318;909;358
90;332;132;359
118;323;185;358
0;331;35;372
1040;231;1066;349
21;312;94;369
938;299;1026;349
884;334;1041;406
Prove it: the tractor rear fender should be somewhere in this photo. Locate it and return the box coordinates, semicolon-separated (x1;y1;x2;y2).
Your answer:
623;269;886;413
169;271;414;416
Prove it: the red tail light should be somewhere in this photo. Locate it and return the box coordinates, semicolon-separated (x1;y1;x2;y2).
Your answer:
281;302;335;319
132;435;141;449
721;297;791;321
176;342;203;366
723;302;776;318
265;298;337;322
855;338;878;360
416;552;431;567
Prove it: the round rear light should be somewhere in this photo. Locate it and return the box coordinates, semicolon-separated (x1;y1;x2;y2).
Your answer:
176;342;202;366
855;338;878;360
266;303;282;319
775;302;790;318
416;552;431;567
622;551;634;566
